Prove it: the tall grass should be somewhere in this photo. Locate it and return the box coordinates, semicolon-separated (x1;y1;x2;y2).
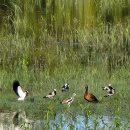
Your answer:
0;0;130;79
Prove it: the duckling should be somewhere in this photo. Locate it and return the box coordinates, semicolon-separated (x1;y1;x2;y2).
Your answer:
61;93;76;107
13;80;29;101
84;85;98;102
102;84;115;97
62;83;69;92
43;89;56;99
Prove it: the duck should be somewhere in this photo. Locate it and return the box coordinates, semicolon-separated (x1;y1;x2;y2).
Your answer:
13;80;29;101
43;89;56;99
102;84;115;97
61;93;76;107
62;83;69;92
84;85;98;102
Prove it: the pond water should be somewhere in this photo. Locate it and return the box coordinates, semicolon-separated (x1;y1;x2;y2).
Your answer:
0;111;130;130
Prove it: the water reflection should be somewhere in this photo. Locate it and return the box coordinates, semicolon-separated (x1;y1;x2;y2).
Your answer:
0;111;130;130
0;111;33;130
53;113;130;130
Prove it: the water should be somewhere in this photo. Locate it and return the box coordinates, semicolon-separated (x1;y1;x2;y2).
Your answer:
0;111;130;130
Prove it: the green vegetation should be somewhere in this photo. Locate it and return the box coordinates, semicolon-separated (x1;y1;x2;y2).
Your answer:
0;0;130;75
0;0;130;129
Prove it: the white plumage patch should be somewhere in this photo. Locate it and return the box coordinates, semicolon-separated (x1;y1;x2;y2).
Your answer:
103;84;115;97
13;80;28;101
17;86;26;100
43;89;56;99
62;83;69;92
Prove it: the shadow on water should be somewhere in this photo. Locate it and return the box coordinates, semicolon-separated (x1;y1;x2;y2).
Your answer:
0;111;130;130
0;111;33;130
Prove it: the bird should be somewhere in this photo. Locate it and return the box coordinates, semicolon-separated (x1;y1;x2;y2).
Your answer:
61;83;69;92
61;93;76;107
84;85;98;102
102;84;115;97
43;89;56;99
13;80;29;101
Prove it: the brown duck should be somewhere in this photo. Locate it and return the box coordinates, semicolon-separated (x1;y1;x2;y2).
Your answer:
84;85;98;102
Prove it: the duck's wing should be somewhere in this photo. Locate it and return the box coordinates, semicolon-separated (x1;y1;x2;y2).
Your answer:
108;86;113;90
90;94;98;102
84;93;98;102
17;86;25;98
48;92;53;95
67;86;69;89
13;80;23;97
62;97;72;104
43;91;53;98
66;97;73;103
13;85;19;97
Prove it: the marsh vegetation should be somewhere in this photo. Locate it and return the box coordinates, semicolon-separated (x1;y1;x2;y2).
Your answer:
0;0;130;129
